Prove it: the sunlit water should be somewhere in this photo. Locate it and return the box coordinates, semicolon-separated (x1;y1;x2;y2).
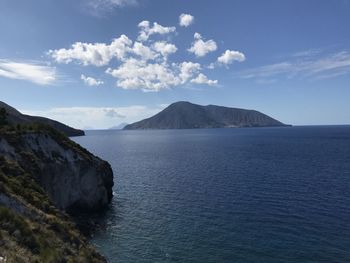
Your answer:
72;126;350;262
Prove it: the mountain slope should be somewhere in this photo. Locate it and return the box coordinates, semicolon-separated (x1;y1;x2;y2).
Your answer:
124;101;289;130
0;101;84;137
109;122;129;130
0;123;114;261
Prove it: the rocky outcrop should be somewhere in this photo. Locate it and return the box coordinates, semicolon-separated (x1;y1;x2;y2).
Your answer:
0;155;106;262
0;126;113;212
124;101;289;130
0;109;113;261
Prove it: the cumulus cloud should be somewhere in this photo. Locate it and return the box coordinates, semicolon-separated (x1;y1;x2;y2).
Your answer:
137;21;176;42
179;13;194;27
107;60;165;91
218;50;246;64
103;108;125;118
48;35;133;66
21;104;167;129
81;74;104;86
48;26;178;67
105;59;204;92
191;73;218;86
188;33;217;57
179;61;201;83
132;41;158;61
48;17;249;91
0;59;57;85
106;58;177;91
152;41;177;58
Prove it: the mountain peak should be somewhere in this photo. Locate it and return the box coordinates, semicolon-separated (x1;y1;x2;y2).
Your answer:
124;101;289;130
0;101;84;136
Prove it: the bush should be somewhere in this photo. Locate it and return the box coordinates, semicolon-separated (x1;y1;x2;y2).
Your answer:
0;206;40;253
0;108;8;126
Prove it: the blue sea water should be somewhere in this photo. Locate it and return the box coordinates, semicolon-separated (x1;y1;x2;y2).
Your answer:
72;126;350;262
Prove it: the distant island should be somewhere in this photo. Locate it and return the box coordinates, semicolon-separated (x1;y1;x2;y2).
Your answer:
124;101;289;130
109;122;129;130
0;101;84;137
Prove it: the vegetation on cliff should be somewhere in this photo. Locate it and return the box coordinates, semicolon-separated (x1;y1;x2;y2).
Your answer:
0;155;106;262
0;122;113;211
0;112;112;262
0;102;85;137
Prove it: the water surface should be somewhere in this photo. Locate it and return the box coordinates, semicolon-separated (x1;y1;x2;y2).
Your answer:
73;126;350;262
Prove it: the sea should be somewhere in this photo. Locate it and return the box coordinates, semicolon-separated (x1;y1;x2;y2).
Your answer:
72;126;350;263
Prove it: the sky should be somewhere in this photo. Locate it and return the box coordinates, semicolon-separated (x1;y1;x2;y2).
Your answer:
1;0;350;129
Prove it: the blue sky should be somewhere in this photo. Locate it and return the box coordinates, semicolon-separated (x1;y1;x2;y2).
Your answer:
1;0;350;129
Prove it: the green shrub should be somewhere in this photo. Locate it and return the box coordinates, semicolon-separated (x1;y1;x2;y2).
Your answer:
0;206;40;253
0;108;8;126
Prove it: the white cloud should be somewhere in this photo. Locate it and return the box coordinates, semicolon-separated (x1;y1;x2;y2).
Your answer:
91;0;137;8
179;13;194;27
179;61;201;83
48;35;133;66
191;73;218;86
21;104;167;129
218;50;246;64
132;41;158;61
137;21;176;42
207;63;215;69
106;59;206;92
103;108;125;118
152;41;177;58
48;19;227;91
292;49;322;58
188;33;217;57
0;59;57;85
85;0;138;16
106;58;180;92
81;74;104;86
236;51;350;81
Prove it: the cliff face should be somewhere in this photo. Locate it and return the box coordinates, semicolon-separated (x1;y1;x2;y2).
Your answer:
124;101;289;130
0;156;106;262
0;125;113;262
0;126;113;212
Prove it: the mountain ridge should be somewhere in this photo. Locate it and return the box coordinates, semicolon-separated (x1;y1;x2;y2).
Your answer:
124;101;289;130
0;101;84;137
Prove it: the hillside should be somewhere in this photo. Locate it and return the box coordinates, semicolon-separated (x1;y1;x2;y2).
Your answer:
0;123;113;261
0;101;84;137
124;101;289;130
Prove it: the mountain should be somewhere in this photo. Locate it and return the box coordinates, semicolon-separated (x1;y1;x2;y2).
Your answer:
124;101;289;130
0;101;84;137
109;122;129;130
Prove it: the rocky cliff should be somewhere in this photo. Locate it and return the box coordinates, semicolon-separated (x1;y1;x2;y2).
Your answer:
0;125;113;211
124;101;289;130
0;124;114;262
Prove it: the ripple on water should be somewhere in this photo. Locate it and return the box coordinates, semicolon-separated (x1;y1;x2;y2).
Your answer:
73;126;350;263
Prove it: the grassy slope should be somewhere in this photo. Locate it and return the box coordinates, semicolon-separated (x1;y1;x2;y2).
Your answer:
0;125;105;262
